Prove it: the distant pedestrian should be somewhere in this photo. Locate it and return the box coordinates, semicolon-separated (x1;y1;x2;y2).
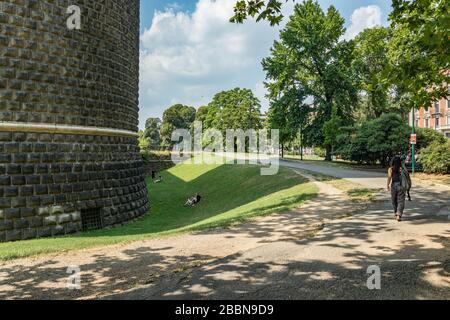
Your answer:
387;156;407;222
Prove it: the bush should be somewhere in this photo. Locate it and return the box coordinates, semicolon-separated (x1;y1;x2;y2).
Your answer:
419;140;450;174
415;127;446;151
313;146;326;158
141;150;172;165
335;113;410;166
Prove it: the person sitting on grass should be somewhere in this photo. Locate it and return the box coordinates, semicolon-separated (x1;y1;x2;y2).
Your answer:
184;193;202;207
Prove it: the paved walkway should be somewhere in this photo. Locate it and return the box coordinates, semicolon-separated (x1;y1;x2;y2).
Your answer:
0;165;448;300
281;160;392;189
110;172;450;300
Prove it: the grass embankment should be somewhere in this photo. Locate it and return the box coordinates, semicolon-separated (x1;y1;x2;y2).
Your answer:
0;162;318;261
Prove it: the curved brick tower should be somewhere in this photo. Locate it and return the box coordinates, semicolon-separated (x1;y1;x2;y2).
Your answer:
0;0;149;241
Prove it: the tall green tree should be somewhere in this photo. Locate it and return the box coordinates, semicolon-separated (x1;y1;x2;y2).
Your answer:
352;27;392;118
322;107;343;156
388;0;450;110
267;88;309;157
143;117;162;147
204;88;263;133
160;104;196;146
263;0;357;161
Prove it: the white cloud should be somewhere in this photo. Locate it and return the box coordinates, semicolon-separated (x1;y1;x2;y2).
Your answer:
344;5;382;40
139;2;384;128
138;0;293;127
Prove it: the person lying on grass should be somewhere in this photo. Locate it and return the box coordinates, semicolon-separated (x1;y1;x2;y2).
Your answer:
184;193;202;207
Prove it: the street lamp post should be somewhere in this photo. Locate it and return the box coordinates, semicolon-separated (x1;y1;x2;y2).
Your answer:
411;108;415;175
300;124;303;161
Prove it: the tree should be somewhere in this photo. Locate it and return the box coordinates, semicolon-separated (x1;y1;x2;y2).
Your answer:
335;113;410;166
262;0;357;161
160;104;196;146
388;0;450;110
138;130;150;151
352;27;392;118
230;0;293;25
195;106;209;123
323;108;343;156
267;88;309;157
416;127;447;151
143;117;162;147
204;88;262;133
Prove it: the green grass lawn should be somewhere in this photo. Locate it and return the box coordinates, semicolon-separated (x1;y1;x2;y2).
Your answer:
0;161;318;261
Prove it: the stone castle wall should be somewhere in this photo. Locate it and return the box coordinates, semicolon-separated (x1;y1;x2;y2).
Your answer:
0;0;149;241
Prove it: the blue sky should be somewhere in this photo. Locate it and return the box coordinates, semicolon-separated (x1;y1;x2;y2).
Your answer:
138;0;393;129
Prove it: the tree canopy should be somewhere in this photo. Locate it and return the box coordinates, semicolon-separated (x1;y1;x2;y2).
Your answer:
203;88;263;133
143;117;162;147
262;0;357;160
160;104;196;146
388;0;449;109
230;0;293;25
352;27;392;118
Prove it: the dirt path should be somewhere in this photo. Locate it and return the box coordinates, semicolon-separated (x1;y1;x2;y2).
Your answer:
0;171;448;300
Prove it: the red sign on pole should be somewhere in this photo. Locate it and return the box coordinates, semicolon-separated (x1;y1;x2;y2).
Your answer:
410;134;417;145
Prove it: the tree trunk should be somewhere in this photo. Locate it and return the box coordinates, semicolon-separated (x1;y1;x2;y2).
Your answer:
300;127;303;161
325;145;332;161
281;143;284;158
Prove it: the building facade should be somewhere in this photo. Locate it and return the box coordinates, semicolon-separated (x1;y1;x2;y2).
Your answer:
0;1;149;242
409;94;450;138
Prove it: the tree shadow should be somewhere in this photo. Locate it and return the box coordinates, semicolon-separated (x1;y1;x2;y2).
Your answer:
1;181;447;300
102;219;449;300
1;165;448;300
0;246;217;300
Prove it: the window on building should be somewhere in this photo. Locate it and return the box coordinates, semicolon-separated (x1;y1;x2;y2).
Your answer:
434;101;440;113
447;99;450;109
448;115;450;125
435;117;440;129
425;118;429;128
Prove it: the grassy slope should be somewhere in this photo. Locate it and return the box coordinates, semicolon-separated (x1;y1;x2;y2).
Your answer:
0;162;318;261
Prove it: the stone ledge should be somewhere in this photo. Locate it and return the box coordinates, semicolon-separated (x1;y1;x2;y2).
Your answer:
0;122;139;137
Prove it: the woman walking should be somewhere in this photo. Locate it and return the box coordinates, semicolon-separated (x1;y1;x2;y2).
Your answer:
387;156;406;222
